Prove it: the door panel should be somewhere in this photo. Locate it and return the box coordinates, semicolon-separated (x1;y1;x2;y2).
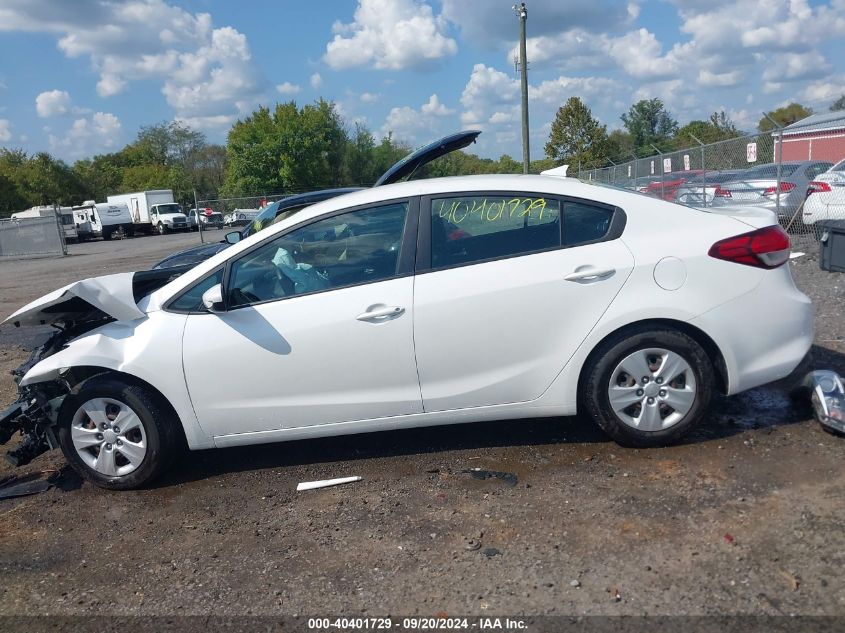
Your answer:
413;240;634;412
183;277;421;437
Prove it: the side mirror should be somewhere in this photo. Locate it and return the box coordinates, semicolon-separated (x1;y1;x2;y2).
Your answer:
225;231;242;245
201;283;225;313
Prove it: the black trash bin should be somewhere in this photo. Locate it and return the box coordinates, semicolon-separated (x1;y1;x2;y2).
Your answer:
818;220;845;273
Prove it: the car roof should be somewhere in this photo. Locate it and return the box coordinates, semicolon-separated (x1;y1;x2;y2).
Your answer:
260;174;634;232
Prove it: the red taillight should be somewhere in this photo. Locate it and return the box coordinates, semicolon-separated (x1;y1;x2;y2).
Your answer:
708;225;791;269
762;182;796;196
806;181;831;197
714;186;731;198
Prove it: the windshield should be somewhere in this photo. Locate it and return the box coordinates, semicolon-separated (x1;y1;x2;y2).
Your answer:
156;203;184;215
243;202;281;237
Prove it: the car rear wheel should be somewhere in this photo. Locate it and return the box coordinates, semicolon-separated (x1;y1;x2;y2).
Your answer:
581;326;714;447
58;377;179;490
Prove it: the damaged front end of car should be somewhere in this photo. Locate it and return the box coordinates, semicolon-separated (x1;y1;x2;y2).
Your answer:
0;267;189;467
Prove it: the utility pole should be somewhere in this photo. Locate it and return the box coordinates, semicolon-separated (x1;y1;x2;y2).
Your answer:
514;2;530;174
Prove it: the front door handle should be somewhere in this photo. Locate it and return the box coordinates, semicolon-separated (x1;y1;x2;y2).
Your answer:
564;267;616;283
356;305;405;321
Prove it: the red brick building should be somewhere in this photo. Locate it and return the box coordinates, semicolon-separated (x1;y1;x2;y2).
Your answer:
774;111;845;163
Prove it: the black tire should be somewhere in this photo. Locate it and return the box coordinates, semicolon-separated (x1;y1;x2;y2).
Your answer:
581;325;715;447
57;376;179;490
157;223;167;235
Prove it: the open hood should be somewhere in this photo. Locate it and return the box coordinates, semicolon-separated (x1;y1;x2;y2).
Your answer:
3;272;157;327
374;130;481;187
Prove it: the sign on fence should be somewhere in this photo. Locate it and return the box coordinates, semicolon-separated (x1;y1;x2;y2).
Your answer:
746;142;757;163
683;154;691;171
663;158;672;173
650;160;655;175
627;165;631;178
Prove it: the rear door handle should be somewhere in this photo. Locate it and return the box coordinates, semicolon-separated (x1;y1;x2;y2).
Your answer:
356;305;405;321
564;268;616;283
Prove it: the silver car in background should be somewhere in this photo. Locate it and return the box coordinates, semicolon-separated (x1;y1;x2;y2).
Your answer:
711;161;832;217
674;170;745;207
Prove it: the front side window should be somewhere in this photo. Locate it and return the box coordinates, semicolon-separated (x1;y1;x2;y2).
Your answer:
170;268;224;312
227;201;409;308
430;195;560;269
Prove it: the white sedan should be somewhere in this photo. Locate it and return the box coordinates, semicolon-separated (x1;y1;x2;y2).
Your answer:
1;173;813;489
803;158;845;226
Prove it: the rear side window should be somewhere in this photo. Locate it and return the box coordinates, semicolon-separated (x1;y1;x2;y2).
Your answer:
564;201;614;246
430;195;560;269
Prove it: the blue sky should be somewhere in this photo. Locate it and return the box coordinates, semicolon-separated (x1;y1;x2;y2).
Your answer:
0;0;843;163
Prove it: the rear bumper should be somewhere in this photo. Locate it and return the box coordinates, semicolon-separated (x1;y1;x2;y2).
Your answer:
690;265;814;395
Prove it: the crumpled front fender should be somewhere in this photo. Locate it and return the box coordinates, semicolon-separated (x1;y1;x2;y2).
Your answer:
21;314;214;450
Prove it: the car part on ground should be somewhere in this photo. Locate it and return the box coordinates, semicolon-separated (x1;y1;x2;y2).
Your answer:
803;370;845;434
296;476;362;491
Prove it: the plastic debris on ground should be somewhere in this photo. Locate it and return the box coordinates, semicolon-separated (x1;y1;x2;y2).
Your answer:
461;468;518;487
803;370;845;434
0;470;59;500
296;475;362;491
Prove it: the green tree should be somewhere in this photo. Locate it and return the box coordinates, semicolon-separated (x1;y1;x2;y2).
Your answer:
605;130;634;161
620;98;678;154
223;100;349;196
675;111;742;147
758;103;813;131
544;97;609;169
830;95;845;112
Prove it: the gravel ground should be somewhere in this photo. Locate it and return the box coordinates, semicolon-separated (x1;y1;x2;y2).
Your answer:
0;236;842;619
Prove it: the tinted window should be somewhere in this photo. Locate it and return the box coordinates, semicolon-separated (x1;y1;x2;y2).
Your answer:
170;269;224;312
805;163;832;179
564;202;614;246
228;202;408;308
430;195;560;269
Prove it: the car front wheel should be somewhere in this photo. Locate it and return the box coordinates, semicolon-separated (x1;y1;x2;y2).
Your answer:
58;377;179;489
157;223;167;235
581;326;714;447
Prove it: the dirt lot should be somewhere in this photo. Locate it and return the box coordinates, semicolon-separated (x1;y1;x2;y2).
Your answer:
0;236;843;619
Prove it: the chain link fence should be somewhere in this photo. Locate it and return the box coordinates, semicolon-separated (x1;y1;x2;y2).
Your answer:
577;113;845;249
0;215;67;258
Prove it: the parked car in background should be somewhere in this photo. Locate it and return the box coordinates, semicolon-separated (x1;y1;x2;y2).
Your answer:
224;210;260;227
1;168;813;489
187;208;224;231
803;158;845;226
673;170;745;207
152;130;482;270
711;161;832;218
643;171;706;201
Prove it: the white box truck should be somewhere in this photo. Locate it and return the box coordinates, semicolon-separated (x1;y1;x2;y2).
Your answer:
72;200;133;240
106;190;189;235
11;205;78;242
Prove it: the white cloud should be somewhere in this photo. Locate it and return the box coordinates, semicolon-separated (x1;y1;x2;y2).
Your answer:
0;0;267;131
48;111;122;158
381;94;456;142
762;51;831;82
0;119;11;142
324;0;457;70
441;0;635;45
698;69;743;87
360;92;380;103
276;81;300;95
310;73;322;90
35;89;71;117
420;94;454;116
